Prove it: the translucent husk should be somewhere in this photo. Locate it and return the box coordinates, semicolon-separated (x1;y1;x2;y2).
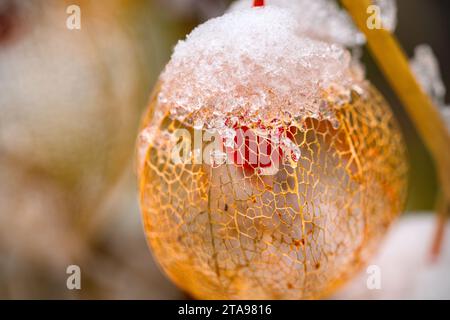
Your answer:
138;83;408;299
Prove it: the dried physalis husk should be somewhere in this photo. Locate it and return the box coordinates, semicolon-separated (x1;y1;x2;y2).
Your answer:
138;7;407;299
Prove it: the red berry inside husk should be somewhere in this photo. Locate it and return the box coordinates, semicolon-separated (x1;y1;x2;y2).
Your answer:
253;0;265;8
224;124;297;173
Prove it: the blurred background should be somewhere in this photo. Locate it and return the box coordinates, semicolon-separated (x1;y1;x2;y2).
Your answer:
0;0;448;299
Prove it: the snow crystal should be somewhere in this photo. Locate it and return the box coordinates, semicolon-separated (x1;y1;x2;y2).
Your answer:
228;0;364;47
158;7;364;129
374;0;398;33
410;44;450;129
228;0;397;47
411;44;446;106
442;108;450;128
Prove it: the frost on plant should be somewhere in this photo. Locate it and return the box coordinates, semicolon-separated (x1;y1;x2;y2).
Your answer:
373;0;398;32
410;44;450;129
